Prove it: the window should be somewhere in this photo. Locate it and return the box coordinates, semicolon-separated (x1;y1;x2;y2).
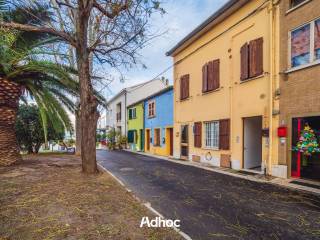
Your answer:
202;59;220;93
205;121;219;149
180;74;190;100
128;108;136;120
181;125;189;144
148;101;155;118
154;128;160;146
290;18;320;68
240;38;263;81
290;0;307;8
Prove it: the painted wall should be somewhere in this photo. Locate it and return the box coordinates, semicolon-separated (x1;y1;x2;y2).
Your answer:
105;79;167;136
127;102;144;151
171;0;280;174
144;89;174;156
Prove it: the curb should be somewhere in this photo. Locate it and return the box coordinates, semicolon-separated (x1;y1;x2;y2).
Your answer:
122;149;320;196
97;163;193;240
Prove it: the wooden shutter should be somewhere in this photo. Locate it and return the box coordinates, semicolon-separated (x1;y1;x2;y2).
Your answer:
240;43;249;81
207;61;214;91
249;37;263;78
180;74;189;100
219;119;230;150
185;75;189;99
194;122;202;148
180;76;183;100
213;59;220;90
256;38;263;76
202;64;208;93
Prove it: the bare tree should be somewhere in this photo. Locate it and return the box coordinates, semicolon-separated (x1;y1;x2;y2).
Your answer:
1;0;164;173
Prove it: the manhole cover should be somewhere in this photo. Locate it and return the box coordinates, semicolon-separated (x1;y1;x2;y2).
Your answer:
120;167;134;172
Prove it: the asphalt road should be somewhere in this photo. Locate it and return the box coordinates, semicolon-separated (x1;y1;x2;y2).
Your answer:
97;150;320;240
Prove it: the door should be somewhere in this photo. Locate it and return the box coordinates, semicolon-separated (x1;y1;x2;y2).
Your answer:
146;129;150;151
243;116;262;170
140;129;144;152
292;116;320;180
169;128;173;156
181;125;189;159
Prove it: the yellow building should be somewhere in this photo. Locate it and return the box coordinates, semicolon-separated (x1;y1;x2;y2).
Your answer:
167;0;282;176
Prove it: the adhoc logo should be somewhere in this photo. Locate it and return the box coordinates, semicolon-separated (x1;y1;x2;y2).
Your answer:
140;217;181;228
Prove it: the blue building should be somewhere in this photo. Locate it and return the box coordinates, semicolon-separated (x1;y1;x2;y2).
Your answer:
144;86;174;157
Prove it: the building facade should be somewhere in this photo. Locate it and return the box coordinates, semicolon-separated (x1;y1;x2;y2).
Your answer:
167;0;281;175
105;79;168;136
278;0;320;180
127;102;144;151
144;87;174;157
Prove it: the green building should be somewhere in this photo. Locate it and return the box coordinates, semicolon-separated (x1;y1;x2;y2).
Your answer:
127;102;144;151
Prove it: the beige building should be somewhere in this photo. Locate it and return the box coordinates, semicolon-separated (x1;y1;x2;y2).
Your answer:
167;0;282;176
278;0;320;180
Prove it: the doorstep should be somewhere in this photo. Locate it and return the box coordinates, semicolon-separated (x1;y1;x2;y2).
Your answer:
122;149;320;195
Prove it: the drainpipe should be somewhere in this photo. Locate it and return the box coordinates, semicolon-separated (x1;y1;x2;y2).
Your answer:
267;0;280;175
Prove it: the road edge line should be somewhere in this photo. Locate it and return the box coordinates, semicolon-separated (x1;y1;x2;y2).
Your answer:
97;163;193;240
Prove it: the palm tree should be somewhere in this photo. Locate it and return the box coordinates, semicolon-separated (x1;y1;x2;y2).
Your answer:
0;2;79;165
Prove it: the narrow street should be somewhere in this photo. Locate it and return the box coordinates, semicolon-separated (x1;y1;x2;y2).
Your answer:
97;150;320;240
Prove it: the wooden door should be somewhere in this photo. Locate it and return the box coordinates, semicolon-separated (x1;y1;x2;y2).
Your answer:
169;128;173;156
146;129;150;151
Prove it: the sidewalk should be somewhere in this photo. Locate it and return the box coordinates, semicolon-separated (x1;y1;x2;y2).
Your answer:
123;149;320;195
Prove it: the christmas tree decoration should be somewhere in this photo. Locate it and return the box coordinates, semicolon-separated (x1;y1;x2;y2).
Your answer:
293;124;320;157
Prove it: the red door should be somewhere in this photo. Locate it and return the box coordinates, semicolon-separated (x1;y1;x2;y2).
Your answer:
169;128;173;156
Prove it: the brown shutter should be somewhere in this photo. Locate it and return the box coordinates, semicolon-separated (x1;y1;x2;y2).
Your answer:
213;59;220;90
240;43;249;81
256;37;263;76
219;119;230;150
194;122;202;148
202;64;208;93
180;76;184;100
207;61;214;91
185;74;189;99
249;37;263;78
249;39;256;78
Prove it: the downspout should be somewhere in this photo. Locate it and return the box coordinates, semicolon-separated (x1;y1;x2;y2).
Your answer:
267;0;280;175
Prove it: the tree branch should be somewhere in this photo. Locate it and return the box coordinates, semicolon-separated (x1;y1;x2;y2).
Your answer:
0;21;77;47
93;0;129;19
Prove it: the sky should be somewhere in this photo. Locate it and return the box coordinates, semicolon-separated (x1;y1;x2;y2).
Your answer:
103;0;229;100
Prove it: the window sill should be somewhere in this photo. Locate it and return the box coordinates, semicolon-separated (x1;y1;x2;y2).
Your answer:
180;97;190;102
202;87;221;95
240;74;265;84
148;115;156;119
286;0;312;15
285;60;320;74
202;147;219;151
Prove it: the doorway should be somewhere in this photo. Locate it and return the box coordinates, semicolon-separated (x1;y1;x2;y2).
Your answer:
292;116;320;181
169;128;173;156
243;116;262;171
146;129;150;151
140;129;144;152
181;125;189;160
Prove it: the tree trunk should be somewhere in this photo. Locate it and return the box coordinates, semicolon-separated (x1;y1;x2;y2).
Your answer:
0;79;22;166
76;1;99;174
75;108;81;156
